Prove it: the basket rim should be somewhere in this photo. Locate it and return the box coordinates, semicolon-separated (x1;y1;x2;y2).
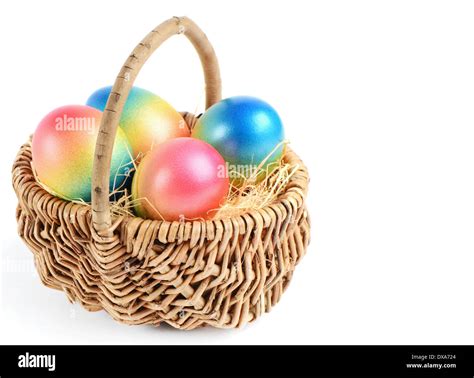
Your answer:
13;138;309;234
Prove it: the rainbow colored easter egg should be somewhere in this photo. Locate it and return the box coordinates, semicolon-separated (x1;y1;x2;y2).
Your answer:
86;86;189;159
32;105;133;202
132;137;229;221
192;96;285;184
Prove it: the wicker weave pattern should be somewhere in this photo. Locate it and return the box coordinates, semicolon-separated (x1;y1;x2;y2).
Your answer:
13;142;310;329
12;17;310;329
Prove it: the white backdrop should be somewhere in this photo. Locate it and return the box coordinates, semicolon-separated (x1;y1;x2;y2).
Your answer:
1;0;473;345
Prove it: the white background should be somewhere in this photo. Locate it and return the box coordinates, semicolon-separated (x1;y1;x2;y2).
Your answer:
1;0;473;345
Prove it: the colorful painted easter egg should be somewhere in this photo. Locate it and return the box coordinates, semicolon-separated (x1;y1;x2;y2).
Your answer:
32;105;133;202
192;96;285;184
132;137;229;221
86;86;189;159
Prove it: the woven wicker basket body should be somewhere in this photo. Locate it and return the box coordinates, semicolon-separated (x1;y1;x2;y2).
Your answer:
12;17;310;329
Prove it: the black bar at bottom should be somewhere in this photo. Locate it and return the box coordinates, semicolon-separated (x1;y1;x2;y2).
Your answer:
0;345;473;377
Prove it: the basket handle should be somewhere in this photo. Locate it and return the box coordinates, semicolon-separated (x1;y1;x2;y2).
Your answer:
91;17;222;233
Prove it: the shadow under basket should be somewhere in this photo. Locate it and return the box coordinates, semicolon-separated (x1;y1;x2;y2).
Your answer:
11;16;311;330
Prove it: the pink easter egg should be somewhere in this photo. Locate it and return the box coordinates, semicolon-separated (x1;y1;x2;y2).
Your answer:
132;137;229;221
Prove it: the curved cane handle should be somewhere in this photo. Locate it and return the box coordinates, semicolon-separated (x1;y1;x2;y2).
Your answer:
91;17;222;232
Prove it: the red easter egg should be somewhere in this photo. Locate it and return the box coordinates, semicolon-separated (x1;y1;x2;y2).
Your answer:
132;137;229;221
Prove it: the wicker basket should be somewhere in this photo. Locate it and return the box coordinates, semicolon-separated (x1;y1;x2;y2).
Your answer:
12;16;310;329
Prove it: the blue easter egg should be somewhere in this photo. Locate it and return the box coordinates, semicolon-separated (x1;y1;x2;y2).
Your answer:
192;96;285;183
